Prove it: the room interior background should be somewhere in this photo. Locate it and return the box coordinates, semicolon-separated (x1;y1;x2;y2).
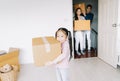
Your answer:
0;0;73;64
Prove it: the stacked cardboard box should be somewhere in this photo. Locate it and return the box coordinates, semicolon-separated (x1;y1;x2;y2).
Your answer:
32;36;61;66
0;65;18;81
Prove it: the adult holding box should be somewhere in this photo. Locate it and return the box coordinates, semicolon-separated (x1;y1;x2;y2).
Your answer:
74;8;86;55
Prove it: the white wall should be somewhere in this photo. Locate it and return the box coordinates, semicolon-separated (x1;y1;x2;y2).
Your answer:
0;0;73;64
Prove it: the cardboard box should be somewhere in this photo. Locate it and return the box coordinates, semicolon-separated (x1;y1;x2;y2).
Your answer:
32;36;61;66
0;65;18;81
74;3;86;15
0;48;20;71
74;20;90;31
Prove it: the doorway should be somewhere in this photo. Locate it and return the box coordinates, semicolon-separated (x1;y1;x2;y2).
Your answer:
73;0;98;59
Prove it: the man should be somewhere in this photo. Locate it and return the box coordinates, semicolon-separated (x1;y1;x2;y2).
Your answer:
85;4;94;23
83;4;94;52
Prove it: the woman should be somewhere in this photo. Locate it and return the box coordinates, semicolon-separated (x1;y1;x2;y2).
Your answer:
74;8;85;55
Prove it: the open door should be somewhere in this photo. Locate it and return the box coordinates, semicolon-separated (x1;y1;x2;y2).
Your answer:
73;0;98;59
98;0;118;68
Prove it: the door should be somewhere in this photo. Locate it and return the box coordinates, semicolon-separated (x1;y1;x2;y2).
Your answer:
98;0;118;68
116;0;120;65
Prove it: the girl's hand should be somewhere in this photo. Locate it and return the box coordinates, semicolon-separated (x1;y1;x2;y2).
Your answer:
45;61;53;66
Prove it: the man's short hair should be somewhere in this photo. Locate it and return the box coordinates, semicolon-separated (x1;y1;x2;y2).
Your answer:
87;4;92;9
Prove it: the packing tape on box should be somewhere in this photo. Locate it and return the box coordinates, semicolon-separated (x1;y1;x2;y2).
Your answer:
42;37;50;53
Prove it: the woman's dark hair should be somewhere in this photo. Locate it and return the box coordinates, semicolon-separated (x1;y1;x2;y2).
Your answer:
55;27;72;60
75;8;83;20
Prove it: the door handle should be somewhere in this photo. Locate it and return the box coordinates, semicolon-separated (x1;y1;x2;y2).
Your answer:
112;24;117;27
112;24;120;27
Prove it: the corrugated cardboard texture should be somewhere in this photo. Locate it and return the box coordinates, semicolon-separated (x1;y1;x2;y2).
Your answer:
32;36;61;66
74;3;86;15
74;20;90;31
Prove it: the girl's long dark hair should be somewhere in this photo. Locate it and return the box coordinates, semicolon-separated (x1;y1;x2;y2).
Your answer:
55;27;72;60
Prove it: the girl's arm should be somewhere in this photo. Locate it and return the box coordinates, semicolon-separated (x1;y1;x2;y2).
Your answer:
52;42;69;64
45;41;69;66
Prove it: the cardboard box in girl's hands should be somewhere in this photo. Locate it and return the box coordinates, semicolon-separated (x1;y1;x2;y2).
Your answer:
32;36;61;66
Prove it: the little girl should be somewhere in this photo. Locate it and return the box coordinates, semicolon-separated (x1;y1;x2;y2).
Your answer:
45;27;72;81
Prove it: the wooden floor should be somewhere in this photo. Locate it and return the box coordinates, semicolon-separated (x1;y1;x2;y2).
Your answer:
74;47;97;58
